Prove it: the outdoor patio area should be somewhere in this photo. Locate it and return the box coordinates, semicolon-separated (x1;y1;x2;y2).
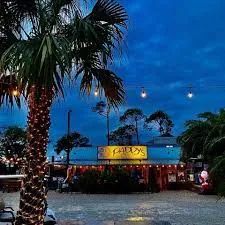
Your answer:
1;191;225;225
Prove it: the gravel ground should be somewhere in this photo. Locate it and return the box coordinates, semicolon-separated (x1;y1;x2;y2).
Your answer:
1;191;225;225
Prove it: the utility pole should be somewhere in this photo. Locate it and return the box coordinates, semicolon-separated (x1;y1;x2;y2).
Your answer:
66;110;72;168
106;104;110;146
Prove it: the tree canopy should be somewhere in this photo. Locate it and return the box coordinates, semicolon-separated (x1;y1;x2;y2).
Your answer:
145;110;174;136
120;108;145;124
177;109;225;162
178;109;225;196
109;125;136;145
55;131;91;155
0;126;27;160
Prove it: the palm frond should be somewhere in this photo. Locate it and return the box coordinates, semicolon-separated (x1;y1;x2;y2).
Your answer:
88;0;127;26
7;0;38;21
78;68;125;108
1;34;72;97
0;75;22;108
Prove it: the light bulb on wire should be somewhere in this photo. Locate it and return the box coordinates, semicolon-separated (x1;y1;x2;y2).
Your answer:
94;88;99;97
12;88;19;96
187;85;194;99
141;87;147;98
187;91;193;99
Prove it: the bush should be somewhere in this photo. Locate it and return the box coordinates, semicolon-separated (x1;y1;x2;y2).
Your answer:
210;156;225;196
78;170;101;193
78;168;136;193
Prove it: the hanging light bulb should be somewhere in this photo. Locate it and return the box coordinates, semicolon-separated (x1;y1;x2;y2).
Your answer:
12;88;19;96
187;91;193;98
94;88;99;97
187;85;194;99
141;87;147;98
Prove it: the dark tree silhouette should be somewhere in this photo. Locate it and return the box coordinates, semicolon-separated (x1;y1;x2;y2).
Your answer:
145;110;174;136
55;132;91;167
109;125;136;145
120;108;145;144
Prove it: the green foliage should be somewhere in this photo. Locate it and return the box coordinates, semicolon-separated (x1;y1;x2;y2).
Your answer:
178;109;225;196
210;156;225;196
54;131;90;155
120;108;145;124
78;168;135;193
120;108;144;144
0;0;128;108
109;125;136;145
78;170;101;193
178;109;225;162
0;126;27;160
145;110;174;136
92;101;111;117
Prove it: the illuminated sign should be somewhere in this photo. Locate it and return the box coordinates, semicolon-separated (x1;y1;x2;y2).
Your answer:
97;146;148;160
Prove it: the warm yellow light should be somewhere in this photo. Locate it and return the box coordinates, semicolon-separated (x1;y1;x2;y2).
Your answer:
127;217;145;222
12;89;19;96
94;89;99;96
98;146;148;160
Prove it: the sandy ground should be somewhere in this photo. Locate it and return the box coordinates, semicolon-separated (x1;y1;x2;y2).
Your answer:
1;191;225;225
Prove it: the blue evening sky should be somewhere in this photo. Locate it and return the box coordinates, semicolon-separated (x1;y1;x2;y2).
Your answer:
1;0;225;155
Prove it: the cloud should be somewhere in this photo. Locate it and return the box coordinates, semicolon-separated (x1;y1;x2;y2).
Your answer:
2;0;225;150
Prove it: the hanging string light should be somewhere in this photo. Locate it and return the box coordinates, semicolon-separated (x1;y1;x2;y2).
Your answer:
187;91;193;99
12;87;19;96
141;87;147;98
94;88;99;97
187;85;194;99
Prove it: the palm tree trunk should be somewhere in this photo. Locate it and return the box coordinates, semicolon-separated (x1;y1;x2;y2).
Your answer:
15;87;53;225
135;119;140;144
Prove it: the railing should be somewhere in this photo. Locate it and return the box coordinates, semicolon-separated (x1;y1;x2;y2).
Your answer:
0;175;25;179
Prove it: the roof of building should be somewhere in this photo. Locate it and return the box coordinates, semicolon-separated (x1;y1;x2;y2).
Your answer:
53;146;181;166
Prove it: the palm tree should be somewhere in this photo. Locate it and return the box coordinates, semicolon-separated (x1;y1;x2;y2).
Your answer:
0;0;127;224
178;109;225;162
55;131;91;167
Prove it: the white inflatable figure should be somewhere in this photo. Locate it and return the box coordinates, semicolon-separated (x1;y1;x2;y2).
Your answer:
199;170;209;191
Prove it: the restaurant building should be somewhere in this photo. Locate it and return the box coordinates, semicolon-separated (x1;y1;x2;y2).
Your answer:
50;137;185;191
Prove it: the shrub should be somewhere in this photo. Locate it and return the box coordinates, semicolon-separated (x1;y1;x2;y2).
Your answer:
78;170;101;193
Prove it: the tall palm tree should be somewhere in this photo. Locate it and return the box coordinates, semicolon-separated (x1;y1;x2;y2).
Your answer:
178;109;225;161
0;0;127;224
